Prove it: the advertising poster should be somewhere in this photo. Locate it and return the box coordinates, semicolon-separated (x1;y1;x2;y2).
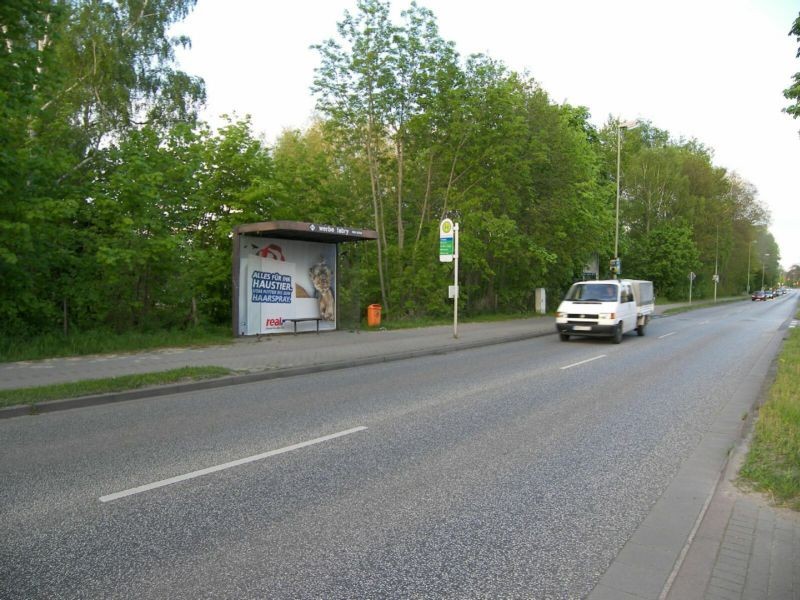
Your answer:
238;236;337;335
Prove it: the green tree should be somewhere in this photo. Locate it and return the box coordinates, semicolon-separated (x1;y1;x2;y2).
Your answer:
626;225;700;299
312;0;397;311
0;0;205;337
784;12;800;123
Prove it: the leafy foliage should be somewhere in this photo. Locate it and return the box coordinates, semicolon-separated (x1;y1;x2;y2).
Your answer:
0;0;786;344
784;12;800;122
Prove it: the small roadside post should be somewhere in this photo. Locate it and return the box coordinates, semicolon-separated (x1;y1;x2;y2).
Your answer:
610;258;621;278
440;217;459;338
689;271;696;304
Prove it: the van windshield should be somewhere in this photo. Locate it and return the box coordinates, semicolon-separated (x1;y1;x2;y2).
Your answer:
565;283;619;302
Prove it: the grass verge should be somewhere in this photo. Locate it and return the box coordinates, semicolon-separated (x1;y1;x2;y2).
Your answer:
0;366;234;409
660;296;749;316
359;311;539;331
739;317;800;510
0;326;233;363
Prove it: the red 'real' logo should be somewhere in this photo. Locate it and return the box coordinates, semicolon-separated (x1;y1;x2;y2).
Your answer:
257;244;285;261
264;317;284;328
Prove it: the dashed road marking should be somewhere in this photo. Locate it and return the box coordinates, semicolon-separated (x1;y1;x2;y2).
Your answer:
560;355;607;370
99;426;368;503
659;332;677;339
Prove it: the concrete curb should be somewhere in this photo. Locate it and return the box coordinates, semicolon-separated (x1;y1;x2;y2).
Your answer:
0;328;553;419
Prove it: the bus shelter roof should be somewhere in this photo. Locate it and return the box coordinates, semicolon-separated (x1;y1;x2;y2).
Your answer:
233;221;377;244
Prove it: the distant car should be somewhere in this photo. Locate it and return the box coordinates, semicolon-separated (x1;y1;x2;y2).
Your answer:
751;290;766;301
765;290;774;300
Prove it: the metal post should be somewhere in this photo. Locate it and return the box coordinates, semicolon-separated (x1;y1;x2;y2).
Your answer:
747;241;753;294
614;124;621;279
453;222;459;339
713;226;719;303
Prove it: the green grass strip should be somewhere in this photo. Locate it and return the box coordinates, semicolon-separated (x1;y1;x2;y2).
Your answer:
363;311;543;330
660;296;748;316
0;366;233;409
740;318;800;510
0;326;233;363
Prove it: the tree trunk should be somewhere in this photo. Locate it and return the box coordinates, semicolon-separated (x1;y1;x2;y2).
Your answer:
191;296;198;327
414;152;435;248
396;136;404;250
365;132;389;313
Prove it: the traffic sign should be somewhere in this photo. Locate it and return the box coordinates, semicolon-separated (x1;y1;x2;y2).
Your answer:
439;218;454;262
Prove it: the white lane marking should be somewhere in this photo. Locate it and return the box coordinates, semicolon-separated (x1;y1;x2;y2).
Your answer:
658;332;677;339
560;355;606;370
99;426;368;503
698;320;709;325
791;320;798;329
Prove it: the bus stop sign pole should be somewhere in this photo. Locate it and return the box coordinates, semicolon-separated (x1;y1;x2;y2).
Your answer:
440;218;459;339
453;222;459;339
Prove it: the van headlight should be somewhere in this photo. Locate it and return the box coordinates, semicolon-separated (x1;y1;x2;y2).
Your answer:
599;312;616;320
556;312;566;318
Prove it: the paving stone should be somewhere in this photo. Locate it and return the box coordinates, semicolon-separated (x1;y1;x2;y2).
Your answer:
588;583;647;600
710;574;743;593
717;550;748;567
705;583;741;600
712;566;746;585
593;560;666;599
721;539;751;553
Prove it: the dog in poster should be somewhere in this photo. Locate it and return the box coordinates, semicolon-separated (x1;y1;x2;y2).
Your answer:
309;259;335;321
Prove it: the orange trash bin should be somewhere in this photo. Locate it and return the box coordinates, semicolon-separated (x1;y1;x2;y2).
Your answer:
367;304;382;327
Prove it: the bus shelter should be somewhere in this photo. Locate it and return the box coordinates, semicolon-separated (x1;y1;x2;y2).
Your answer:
232;221;377;336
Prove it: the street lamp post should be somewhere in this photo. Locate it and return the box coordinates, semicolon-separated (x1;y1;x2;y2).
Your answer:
713;225;719;302
614;119;638;279
747;240;755;294
761;253;770;290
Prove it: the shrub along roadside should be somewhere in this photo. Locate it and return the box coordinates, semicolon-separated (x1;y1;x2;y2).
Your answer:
0;326;233;363
0;367;233;409
1;314;539;362
739;315;800;510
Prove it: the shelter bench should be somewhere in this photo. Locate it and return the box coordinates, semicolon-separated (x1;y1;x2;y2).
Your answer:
284;317;322;334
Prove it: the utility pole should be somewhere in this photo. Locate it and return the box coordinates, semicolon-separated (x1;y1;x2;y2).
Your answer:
614;119;638;280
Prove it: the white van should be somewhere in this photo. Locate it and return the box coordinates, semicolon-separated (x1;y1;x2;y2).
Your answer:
555;279;654;344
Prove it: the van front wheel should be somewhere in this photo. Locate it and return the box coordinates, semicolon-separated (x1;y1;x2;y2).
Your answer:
612;323;623;344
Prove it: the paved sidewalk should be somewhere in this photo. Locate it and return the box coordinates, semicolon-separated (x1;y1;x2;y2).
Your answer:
665;432;800;600
0;317;555;392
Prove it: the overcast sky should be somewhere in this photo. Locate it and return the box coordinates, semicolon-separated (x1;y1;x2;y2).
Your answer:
172;0;800;270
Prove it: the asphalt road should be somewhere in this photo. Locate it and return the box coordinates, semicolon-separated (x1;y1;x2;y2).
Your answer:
1;295;796;599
